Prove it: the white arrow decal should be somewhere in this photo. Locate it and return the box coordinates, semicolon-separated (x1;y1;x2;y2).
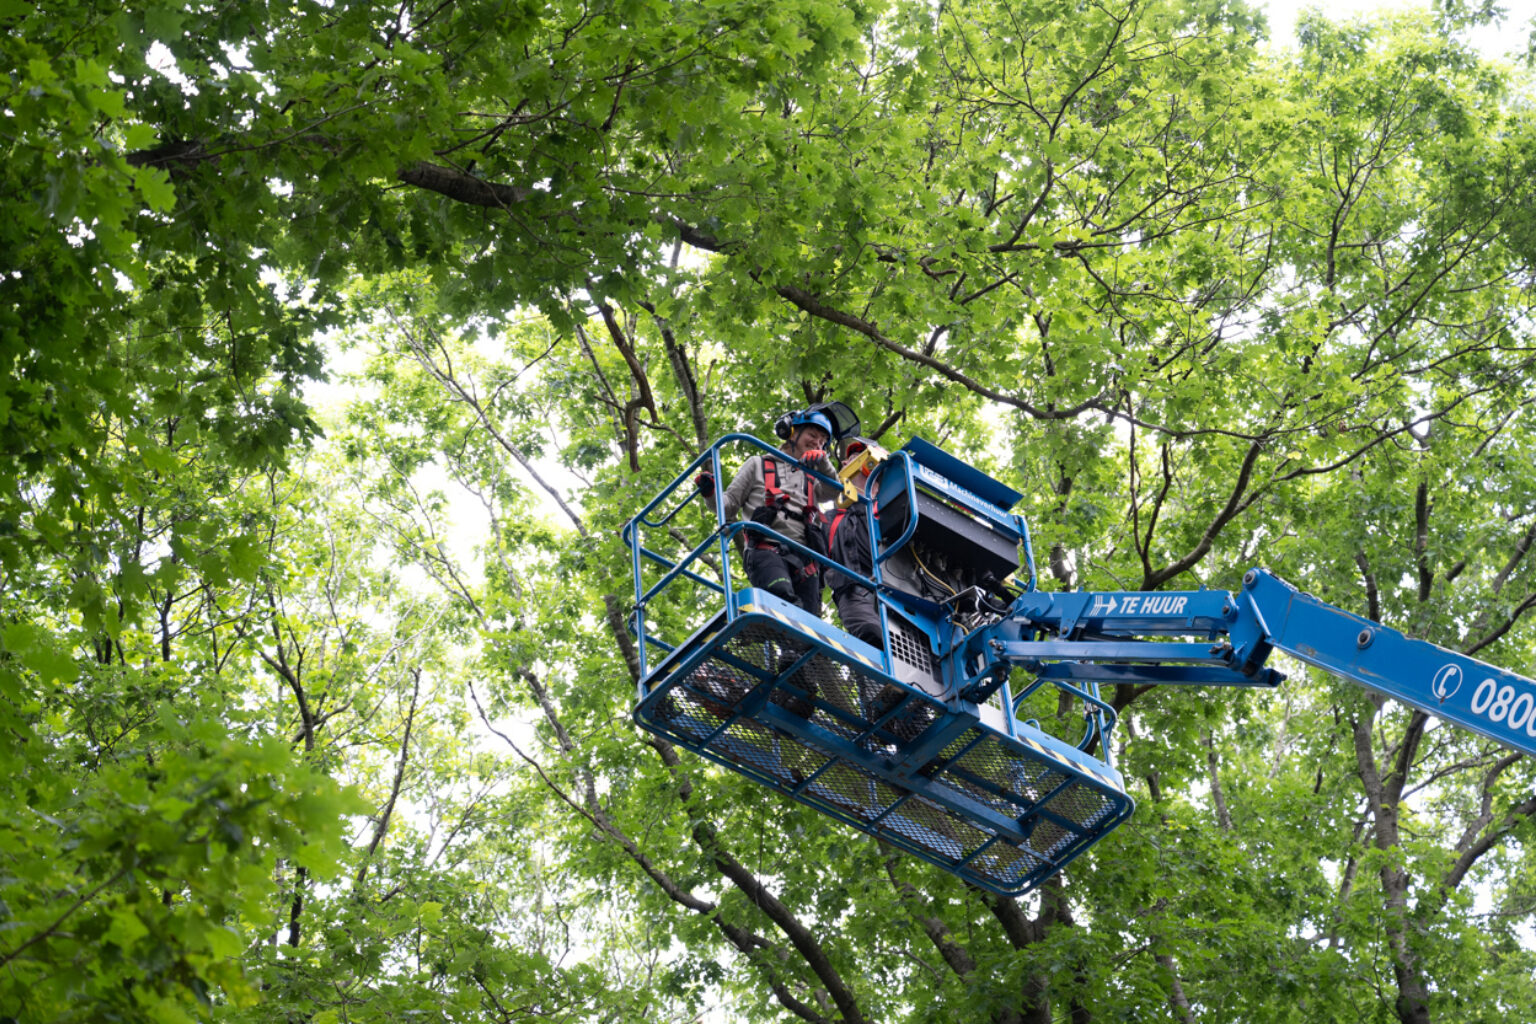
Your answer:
1088;595;1119;616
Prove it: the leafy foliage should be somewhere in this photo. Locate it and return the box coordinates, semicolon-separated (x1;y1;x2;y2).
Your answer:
5;0;1536;1022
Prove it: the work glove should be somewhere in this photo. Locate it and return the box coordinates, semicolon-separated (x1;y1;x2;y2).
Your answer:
800;448;827;468
750;503;781;527
693;471;716;499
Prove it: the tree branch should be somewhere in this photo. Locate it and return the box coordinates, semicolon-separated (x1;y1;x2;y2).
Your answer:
396;161;535;208
882;850;980;981
356;667;421;889
772;283;1104;421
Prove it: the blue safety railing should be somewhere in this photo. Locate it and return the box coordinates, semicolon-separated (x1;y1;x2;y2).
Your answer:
622;433;1111;760
624;434;907;683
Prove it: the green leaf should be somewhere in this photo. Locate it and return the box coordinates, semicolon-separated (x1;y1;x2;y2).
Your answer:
105;906;149;949
135;166;176;212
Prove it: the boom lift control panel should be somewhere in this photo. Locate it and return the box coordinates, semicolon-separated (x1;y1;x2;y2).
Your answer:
623;435;1536;896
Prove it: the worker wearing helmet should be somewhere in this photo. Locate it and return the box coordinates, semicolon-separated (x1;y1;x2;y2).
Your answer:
719;408;840;618
825;438;886;648
825;438;933;737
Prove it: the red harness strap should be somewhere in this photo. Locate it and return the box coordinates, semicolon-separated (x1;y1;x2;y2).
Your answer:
760;458;823;578
762;456;816;518
828;508;847;548
762;455;787;507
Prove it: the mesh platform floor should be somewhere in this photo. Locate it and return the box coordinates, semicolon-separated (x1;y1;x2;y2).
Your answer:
635;613;1132;896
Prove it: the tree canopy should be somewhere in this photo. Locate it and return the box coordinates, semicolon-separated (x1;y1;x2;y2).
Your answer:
4;1;1536;1022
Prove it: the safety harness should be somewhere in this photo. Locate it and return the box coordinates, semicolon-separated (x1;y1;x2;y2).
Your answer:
759;457;826;578
827;508;847;548
761;457;817;523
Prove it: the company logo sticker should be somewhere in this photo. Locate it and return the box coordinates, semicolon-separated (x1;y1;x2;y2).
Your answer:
1431;664;1463;704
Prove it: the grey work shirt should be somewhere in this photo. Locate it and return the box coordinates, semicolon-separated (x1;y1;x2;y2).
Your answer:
721;447;839;546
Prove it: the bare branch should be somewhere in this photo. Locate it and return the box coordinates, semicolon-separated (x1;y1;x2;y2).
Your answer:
773;283;1104;421
356;667;421;889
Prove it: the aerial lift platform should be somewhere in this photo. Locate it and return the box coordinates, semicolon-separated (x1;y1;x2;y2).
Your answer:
623;434;1536;897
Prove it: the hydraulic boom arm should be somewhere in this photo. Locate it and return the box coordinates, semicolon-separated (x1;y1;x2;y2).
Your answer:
956;567;1536;758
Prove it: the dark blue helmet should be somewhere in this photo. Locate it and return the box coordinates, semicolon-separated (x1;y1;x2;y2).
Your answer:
774;401;859;442
790;410;833;436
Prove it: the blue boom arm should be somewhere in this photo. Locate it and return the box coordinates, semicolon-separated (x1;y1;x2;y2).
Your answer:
953;568;1536;758
1234;569;1536;754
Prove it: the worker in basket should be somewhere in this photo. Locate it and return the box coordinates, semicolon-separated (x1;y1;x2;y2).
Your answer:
825;437;886;647
694;403;854;716
826;437;934;738
721;408;839;616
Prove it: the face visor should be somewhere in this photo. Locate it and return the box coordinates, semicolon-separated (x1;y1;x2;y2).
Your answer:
836;439;888;488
